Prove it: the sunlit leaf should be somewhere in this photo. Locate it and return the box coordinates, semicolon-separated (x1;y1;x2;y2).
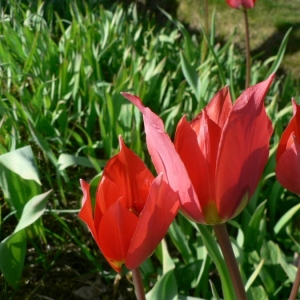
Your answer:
274;203;300;234
0;146;41;184
146;270;178;300
0;190;51;288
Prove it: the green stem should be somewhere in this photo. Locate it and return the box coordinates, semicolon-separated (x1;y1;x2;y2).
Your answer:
289;257;300;300
201;0;209;63
213;223;247;300
243;8;251;89
197;224;236;300
132;267;146;300
204;0;209;35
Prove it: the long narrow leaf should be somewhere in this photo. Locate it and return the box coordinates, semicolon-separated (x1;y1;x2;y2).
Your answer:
265;28;292;78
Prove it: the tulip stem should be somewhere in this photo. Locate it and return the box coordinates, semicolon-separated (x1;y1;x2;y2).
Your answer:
243;8;251;89
132;267;146;300
204;0;209;35
289;256;300;300
201;0;209;63
213;223;247;300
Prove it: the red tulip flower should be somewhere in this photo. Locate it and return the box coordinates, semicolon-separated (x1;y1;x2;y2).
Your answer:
226;0;256;9
122;74;274;224
79;136;179;272
276;99;300;195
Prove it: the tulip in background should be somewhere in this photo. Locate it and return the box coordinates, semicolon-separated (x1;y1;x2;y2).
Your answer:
226;0;256;9
276;99;300;195
78;136;179;274
226;0;256;89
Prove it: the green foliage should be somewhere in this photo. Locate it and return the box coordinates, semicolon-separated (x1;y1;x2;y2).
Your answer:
0;0;299;299
0;146;51;288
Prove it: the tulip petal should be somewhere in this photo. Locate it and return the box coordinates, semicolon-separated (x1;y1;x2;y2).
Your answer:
201;86;232;130
276;135;300;195
175;116;205;201
78;180;99;246
226;0;256;9
96;136;154;219
98;200;139;272
216;74;274;220
126;173;180;269
121;92;203;222
175;114;220;211
174;87;231;223
276;98;300;161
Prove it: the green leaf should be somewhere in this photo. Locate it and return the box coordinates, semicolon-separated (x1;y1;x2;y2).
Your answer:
274;203;300;234
169;219;194;264
0;146;41;185
245;259;265;291
195;224;236;300
0;230;26;289
12;190;52;236
161;239;175;274
28;121;58;167
0;190;51;288
23;31;39;75
265;27;292;78
140;258;155;278
87;173;102;212
178;296;206;300
57;153;105;171
258;266;275;294
180;51;200;101
248;285;268;300
155;239;175;274
201;28;226;86
0;147;41;215
261;241;280;265
244;200;267;250
146;270;178;300
209;280;221;300
278;249;297;282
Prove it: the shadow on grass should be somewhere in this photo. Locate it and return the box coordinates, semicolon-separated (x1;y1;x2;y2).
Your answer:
252;22;300;61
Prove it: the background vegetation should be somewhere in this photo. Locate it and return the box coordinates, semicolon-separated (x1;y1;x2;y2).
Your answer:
179;0;300;79
0;0;299;299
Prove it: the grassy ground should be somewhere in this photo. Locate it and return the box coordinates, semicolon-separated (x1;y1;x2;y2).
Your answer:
177;0;300;79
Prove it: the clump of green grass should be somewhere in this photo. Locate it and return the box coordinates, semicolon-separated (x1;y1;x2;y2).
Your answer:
178;0;300;79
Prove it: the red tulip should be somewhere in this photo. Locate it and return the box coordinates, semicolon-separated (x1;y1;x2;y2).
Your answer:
121;93;204;223
276;99;300;195
79;136;179;272
226;0;256;9
122;74;274;224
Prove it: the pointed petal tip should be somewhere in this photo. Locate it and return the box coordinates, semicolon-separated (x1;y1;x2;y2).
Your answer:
120;91;138;100
260;73;275;86
80;179;89;190
121;92;145;112
264;73;276;86
291;98;299;115
269;73;276;81
118;135;125;149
